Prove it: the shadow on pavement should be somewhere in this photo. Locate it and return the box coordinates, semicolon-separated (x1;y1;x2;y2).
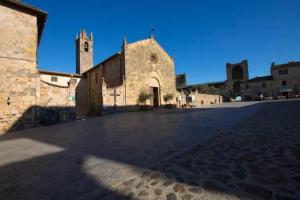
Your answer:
0;100;299;199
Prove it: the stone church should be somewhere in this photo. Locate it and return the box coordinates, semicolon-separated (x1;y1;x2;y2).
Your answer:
75;31;177;116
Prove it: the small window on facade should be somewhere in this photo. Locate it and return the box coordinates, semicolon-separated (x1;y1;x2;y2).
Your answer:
84;42;89;52
51;76;58;82
279;69;288;75
262;82;266;88
282;80;287;86
245;84;249;89
95;73;98;83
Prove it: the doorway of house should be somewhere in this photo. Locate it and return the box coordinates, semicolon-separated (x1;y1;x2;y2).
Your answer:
152;87;159;108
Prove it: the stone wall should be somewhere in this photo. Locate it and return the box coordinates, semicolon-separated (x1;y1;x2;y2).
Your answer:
241;80;273;100
187;92;223;107
102;80;125;109
38;78;76;108
271;64;300;97
87;67;103;114
76;78;88;117
86;54;124;114
102;54;123;88
124;37;177;107
0;4;38;133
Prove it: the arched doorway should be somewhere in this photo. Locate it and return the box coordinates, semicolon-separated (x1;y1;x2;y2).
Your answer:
148;77;160;108
233;81;241;97
232;65;244;80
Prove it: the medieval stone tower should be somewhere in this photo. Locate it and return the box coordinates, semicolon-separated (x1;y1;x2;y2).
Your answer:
76;30;93;74
226;60;249;97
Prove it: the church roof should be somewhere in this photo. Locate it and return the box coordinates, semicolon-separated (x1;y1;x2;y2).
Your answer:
0;0;47;45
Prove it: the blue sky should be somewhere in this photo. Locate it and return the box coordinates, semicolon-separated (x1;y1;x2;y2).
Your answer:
25;0;300;84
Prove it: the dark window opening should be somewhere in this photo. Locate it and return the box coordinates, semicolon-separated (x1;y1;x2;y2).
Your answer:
279;69;288;75
84;42;89;52
262;82;266;88
245;84;249;89
95;73;98;83
282;81;287;86
51;76;58;82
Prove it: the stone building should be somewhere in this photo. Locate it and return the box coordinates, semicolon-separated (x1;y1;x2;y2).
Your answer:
230;60;300;100
192;60;300;101
225;60;249;98
76;34;177;115
175;74;224;107
0;0;46;133
270;62;300;98
0;0;80;133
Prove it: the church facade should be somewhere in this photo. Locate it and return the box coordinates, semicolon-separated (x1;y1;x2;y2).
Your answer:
75;31;177;116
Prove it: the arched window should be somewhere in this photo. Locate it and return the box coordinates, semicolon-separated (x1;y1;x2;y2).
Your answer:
84;42;89;52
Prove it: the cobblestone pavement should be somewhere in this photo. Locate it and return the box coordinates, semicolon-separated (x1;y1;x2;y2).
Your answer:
0;101;261;200
108;100;300;200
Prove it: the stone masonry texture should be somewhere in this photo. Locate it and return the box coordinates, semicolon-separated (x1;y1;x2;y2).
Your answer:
0;4;38;133
125;38;177;107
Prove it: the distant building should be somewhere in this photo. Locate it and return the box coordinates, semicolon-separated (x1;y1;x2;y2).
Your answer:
178;60;300;103
175;75;224;108
229;60;300;100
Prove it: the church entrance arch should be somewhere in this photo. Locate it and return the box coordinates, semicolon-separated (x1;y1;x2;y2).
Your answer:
148;77;160;108
233;81;241;97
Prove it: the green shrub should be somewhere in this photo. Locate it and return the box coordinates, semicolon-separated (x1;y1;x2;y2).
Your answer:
138;90;152;105
163;93;174;104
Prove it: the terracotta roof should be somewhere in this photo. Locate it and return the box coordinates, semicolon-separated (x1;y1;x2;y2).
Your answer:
0;0;47;45
39;69;82;78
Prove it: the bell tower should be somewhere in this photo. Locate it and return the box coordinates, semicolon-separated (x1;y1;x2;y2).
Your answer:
76;29;93;74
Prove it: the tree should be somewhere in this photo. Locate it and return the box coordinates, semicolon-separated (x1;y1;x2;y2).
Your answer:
163;93;174;104
138;90;152;105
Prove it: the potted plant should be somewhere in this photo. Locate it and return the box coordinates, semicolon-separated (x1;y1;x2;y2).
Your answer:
138;90;153;111
163;93;174;108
